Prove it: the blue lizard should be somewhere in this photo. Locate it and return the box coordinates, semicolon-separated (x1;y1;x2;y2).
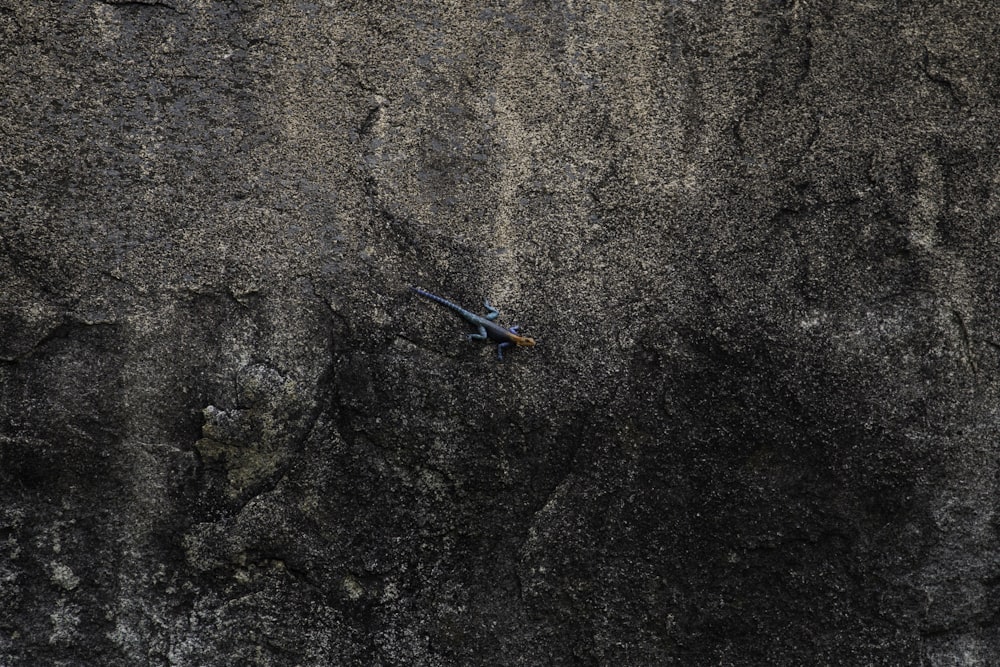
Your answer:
410;287;536;360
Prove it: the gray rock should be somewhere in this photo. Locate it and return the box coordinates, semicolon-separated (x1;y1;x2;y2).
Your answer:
2;1;998;664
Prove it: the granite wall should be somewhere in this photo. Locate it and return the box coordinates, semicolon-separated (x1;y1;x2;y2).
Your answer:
3;1;999;664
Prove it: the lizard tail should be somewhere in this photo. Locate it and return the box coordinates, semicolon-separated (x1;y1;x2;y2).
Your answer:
410;287;472;318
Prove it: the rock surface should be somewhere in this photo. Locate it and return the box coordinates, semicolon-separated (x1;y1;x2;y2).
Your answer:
2;1;999;664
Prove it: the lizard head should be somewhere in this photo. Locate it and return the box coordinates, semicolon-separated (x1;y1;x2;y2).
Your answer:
512;334;536;347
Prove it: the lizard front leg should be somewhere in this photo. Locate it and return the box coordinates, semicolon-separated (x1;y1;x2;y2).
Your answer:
497;342;512;360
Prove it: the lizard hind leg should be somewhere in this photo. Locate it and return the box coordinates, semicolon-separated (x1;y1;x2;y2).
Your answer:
467;325;488;342
483;299;500;321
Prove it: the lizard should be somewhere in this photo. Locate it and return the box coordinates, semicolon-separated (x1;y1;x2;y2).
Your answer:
410;287;536;360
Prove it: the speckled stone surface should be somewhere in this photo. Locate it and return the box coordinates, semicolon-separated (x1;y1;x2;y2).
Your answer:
3;1;999;664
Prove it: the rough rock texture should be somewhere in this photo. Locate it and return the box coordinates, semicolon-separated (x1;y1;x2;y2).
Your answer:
2;1;999;664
